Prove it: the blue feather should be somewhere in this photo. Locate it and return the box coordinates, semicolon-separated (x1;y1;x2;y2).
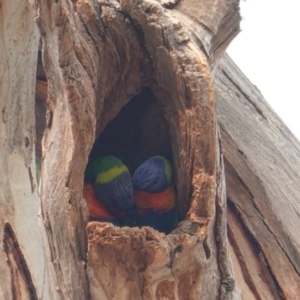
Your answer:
132;156;173;193
95;171;133;211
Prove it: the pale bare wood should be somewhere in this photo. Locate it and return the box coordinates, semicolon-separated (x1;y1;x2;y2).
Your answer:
0;0;52;299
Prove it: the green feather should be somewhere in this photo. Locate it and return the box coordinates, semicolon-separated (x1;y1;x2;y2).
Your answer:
84;155;128;183
155;156;174;186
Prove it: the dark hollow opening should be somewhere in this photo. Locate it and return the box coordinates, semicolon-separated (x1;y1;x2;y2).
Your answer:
89;87;173;173
86;88;178;233
35;51;47;191
35;51;47;160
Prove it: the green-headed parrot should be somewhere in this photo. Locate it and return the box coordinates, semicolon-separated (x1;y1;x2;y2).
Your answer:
84;155;134;223
132;156;178;234
83;184;116;223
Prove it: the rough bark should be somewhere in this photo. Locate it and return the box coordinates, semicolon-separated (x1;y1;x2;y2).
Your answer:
215;54;300;299
1;0;300;299
33;0;239;299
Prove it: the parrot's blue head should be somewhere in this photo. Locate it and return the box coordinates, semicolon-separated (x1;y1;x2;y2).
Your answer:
132;156;174;193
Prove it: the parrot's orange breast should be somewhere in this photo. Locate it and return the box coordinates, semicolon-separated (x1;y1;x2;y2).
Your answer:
83;184;113;220
134;186;176;214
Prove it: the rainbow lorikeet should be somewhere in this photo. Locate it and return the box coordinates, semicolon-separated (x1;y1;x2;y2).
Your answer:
84;155;134;223
82;184;116;223
132;156;178;234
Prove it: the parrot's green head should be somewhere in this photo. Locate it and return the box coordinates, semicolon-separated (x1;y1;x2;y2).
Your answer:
156;156;174;186
85;156;134;211
84;156;126;183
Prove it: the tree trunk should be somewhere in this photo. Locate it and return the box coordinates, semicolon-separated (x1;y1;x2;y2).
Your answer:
215;54;300;299
0;0;299;300
0;1;52;299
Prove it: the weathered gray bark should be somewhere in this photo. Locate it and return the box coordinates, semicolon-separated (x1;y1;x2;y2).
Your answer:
215;54;300;299
1;0;300;299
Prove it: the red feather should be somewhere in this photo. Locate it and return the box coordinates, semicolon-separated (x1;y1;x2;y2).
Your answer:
83;184;114;220
134;186;176;214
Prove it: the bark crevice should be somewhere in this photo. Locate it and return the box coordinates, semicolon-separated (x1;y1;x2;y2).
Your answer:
227;200;283;299
3;223;38;300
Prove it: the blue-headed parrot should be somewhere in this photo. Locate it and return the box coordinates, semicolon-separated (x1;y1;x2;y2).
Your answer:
132;156;178;234
84;155;134;223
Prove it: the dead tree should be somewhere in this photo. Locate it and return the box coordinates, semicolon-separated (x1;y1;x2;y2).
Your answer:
215;54;300;299
0;0;299;299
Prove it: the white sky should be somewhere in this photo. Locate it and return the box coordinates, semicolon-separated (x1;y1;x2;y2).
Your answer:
227;0;300;141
